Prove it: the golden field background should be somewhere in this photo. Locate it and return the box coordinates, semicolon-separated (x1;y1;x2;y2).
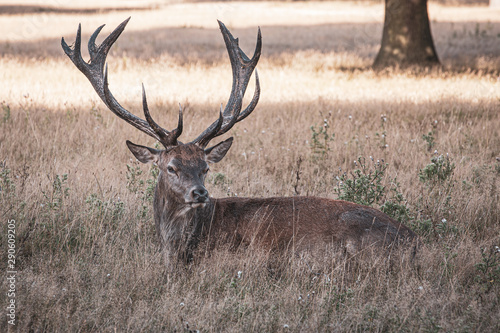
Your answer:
0;1;499;331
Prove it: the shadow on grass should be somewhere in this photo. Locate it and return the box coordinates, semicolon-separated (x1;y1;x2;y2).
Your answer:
0;5;154;15
1;21;499;72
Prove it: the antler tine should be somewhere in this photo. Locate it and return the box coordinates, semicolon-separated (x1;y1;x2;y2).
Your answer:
236;70;260;122
87;24;105;64
61;23;86;72
175;103;184;144
141;84;183;147
62;18;178;146
197;105;224;148
192;21;261;147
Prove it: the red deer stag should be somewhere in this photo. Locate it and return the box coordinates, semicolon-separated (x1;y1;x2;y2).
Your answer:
62;18;417;266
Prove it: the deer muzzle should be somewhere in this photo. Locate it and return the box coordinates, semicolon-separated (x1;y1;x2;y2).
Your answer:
188;185;209;206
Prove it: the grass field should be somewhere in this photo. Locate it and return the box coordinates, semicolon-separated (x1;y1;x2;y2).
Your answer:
1;1;499;331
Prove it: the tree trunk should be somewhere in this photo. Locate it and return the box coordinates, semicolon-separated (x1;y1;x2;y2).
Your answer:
374;0;440;68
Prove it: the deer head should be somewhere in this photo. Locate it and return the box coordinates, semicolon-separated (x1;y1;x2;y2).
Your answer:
126;138;233;208
62;18;261;208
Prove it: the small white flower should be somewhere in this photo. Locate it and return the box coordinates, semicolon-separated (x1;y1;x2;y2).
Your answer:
418;286;423;291
283;324;289;329
62;288;67;292
385;144;389;148
348;115;352;120
107;274;110;277
434;150;438;154
180;302;185;307
237;271;242;279
441;218;447;223
261;130;266;134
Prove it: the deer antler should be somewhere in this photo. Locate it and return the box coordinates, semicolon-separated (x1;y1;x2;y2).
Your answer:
61;17;182;148
61;18;260;149
192;21;261;148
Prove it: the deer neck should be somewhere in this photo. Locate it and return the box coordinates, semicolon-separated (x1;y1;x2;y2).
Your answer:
154;174;214;261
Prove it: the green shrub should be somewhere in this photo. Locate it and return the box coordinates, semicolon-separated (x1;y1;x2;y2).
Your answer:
310;116;335;159
334;157;412;224
419;154;455;185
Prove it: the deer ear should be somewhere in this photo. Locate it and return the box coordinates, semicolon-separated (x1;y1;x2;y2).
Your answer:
126;140;161;164
205;137;233;163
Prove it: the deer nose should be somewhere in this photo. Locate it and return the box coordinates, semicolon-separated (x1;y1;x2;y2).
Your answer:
190;186;208;203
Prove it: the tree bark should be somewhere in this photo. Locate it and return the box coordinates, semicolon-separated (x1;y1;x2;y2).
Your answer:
374;0;440;68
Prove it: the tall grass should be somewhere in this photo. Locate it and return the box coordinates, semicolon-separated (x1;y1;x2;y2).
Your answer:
1;2;499;332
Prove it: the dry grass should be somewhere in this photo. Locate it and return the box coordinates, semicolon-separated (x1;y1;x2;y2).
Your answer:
1;1;499;332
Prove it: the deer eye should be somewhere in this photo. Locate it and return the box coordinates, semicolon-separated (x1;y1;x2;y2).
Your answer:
167;166;177;174
203;167;210;174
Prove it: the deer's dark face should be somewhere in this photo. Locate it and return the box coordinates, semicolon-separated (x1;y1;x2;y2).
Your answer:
160;144;210;206
125;138;233;207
